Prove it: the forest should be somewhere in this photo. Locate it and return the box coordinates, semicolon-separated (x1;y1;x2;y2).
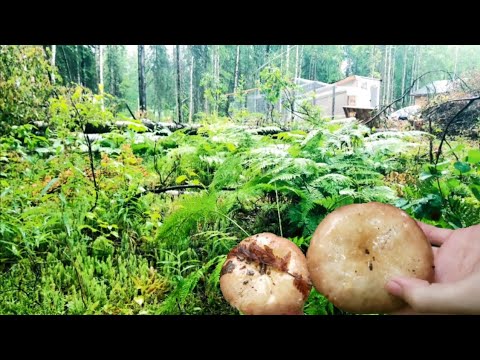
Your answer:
0;44;479;315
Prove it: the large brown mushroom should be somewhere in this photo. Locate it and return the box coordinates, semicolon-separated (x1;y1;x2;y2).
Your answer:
306;202;434;314
220;233;312;315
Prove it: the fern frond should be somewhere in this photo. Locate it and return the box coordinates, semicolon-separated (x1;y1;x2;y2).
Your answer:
315;195;355;211
210;156;244;190
207;255;227;293
156;192;233;248
268;172;301;183
311;173;353;195
358;186;398;203
446;197;480;227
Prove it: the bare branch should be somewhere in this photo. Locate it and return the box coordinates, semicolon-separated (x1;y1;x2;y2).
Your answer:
435;97;479;164
365;70;459;125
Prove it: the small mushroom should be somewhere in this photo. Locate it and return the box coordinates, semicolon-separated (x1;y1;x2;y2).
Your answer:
306;202;434;314
220;233;311;315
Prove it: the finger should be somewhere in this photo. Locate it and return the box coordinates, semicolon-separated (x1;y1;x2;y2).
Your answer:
390;307;444;315
432;246;439;259
386;276;469;314
389;306;418;315
416;221;453;246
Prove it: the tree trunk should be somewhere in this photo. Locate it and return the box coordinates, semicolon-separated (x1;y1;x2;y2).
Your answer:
309;48;314;80
76;45;81;85
189;55;194;124
51;45;56;84
401;45;408;107
387;45;392;105
108;46;114;95
385;45;392;106
96;45;100;85
80;45;86;87
234;45;240;92
299;45;304;78
294;45;299;80
138;45;147;113
382;45;388;107
415;46;422;91
370;45;376;77
176;45;182;123
212;45;221;116
410;45;417;105
98;45;104;110
285;45;290;77
215;45;220;85
389;45;396;105
280;45;284;74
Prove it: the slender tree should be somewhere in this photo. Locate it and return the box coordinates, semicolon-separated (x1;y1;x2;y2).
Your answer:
401;45;408;107
294;45;300;80
76;45;81;84
370;45;376;77
189;54;194;124
50;45;56;84
176;45;182;122
138;45;147;113
234;45;240;92
389;45;396;104
97;45;104;109
285;45;290;77
80;45;86;87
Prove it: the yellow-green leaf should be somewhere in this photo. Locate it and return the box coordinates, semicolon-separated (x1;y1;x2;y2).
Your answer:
226;143;237;152
467;149;480;164
175;175;188;184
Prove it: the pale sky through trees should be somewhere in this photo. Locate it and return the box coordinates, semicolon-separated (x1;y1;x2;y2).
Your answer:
126;45;174;56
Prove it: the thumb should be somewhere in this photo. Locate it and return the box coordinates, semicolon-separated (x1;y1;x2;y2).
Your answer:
385;277;462;314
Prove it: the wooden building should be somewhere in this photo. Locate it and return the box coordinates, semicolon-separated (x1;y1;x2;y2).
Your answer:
410;80;455;106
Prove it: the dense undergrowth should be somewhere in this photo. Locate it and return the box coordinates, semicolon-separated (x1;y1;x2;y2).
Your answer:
1;46;479;315
2;115;479;314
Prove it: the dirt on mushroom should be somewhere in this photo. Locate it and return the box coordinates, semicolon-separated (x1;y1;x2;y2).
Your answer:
220;233;312;315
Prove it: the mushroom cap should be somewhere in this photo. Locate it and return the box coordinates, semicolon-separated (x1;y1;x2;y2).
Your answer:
220;233;312;315
306;202;434;314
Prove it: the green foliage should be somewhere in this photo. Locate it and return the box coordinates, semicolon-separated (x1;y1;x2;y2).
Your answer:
1;49;478;316
396;144;480;228
201;73;228;117
55;45;97;91
304;289;336;315
49;85;114;133
148;45;175;118
156;191;235;247
259;66;291;105
0;45;55;135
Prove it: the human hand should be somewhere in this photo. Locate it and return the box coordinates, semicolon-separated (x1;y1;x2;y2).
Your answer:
385;221;480;314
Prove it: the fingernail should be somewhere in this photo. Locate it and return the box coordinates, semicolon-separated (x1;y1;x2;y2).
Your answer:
386;280;403;297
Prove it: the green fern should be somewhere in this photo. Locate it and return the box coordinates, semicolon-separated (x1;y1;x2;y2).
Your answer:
446;197;480;228
315;195;355;212
357;186;398;203
206;255;227;294
156;192;225;247
210;156;244;190
157;255;223;314
157;270;203;314
311;173;353;195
